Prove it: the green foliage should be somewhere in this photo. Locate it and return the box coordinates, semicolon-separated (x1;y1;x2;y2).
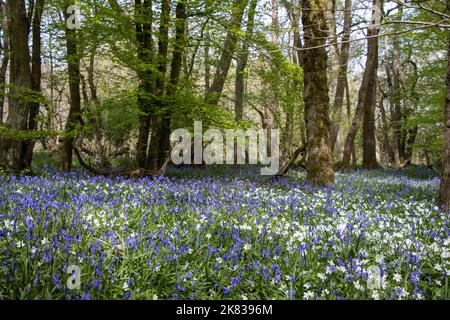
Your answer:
101;93;139;148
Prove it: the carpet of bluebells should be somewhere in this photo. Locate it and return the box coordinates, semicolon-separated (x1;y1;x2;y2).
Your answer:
0;166;449;300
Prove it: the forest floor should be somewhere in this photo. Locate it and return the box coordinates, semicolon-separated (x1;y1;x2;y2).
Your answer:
0;166;449;300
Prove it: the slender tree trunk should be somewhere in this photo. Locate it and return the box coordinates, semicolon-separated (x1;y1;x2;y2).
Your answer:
391;6;404;165
1;0;33;171
302;0;335;185
61;1;82;172
0;0;8;124
439;33;450;211
205;0;247;106
24;0;44;168
86;48;109;167
379;97;391;166
282;0;303;67
235;0;257;122
204;38;210;94
330;0;352;151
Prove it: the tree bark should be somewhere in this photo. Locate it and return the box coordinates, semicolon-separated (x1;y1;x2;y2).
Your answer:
302;0;335;185
24;0;44;168
0;0;8;124
362;0;381;169
1;0;33;171
439;33;450;211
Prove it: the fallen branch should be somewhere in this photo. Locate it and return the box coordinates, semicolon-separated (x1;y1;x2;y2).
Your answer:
275;145;307;176
74;147;171;179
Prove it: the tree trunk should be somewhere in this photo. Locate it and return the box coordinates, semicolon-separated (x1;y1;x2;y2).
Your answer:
147;0;171;171
154;0;187;170
302;0;335;185
205;0;247;106
1;0;33;171
391;6;405;165
439;33;450;211
0;0;8;124
86;48;109;167
24;0;44;168
362;0;381;169
379;97;392;166
135;0;154;168
61;1;82;172
282;0;303;67
235;0;257;122
330;0;352;151
341;0;380;169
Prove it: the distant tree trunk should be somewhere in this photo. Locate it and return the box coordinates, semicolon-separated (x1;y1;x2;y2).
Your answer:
1;0;33;171
235;0;257;122
330;0;352;151
271;0;279;44
85;48;109;167
379;97;392;166
391;5;404;166
282;0;303;67
61;1;82;172
282;0;303;159
204;39;210;94
302;0;335;185
404;59;419;164
205;0;247;106
362;0;381;169
0;0;8;124
439;34;450;211
24;0;44;168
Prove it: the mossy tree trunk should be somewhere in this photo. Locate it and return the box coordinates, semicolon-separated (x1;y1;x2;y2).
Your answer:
302;0;335;186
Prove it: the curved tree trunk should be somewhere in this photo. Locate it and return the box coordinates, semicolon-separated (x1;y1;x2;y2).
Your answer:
341;0;380;169
205;0;247;106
